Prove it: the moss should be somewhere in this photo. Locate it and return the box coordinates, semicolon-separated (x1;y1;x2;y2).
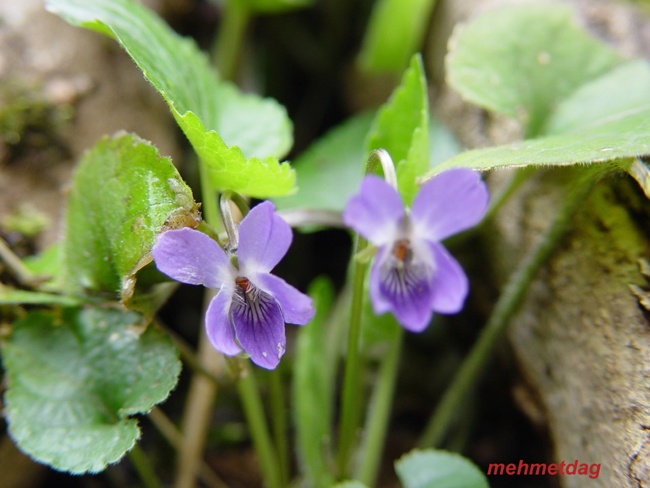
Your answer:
0;79;72;164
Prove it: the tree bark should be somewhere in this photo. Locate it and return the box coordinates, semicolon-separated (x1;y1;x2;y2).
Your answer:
494;171;650;487
426;1;650;486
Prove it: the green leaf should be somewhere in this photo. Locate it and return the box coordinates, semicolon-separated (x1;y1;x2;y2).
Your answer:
45;0;295;197
367;54;429;205
63;132;199;302
395;449;489;488
274;110;458;213
0;287;82;306
358;0;437;74
333;482;369;488
446;4;621;136
428;116;462;168
238;0;312;13
293;277;336;487
273;112;375;212
2;307;181;474
544;60;650;135
22;244;64;292
427;105;650;175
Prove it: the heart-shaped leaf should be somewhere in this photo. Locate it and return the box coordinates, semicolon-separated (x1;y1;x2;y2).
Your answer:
2;307;181;474
395;449;489;488
447;4;621;136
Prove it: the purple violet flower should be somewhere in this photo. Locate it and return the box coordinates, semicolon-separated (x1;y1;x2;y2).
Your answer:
343;169;489;332
152;201;315;369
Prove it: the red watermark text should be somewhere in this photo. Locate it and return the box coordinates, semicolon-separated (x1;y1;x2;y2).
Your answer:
487;460;601;479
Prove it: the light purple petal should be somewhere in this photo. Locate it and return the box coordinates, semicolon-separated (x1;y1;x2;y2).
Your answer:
411;168;488;242
205;287;242;356
429;243;469;314
369;245;436;332
238;201;292;273
252;272;315;325
343;175;404;246
230;286;286;369
152;228;233;288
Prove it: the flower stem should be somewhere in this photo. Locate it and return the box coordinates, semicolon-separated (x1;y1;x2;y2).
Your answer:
212;1;250;81
199;160;220;227
366;149;397;189
418;167;605;448
269;369;289;486
148;408;228;488
356;327;404;486
174;294;222;488
174;164;222;488
128;444;162;488
336;236;369;478
237;364;283;488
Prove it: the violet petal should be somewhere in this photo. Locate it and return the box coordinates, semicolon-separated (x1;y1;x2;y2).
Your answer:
252;272;315;325
342;175;404;246
230;285;286;369
152;227;233;288
369;245;436;332
411;169;488;242
205;287;242;356
428;243;469;314
238;201;292;273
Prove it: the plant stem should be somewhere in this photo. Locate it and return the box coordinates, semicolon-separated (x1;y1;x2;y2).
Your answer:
159;320;220;386
357;327;404;486
237;364;283;488
483;167;535;222
148;408;228;488
174;295;222;488
128;444;162;488
175;165;222;488
336;236;369;478
199;161;220;229
212;1;250;81
418;168;604;448
269;369;289;486
0;237;39;286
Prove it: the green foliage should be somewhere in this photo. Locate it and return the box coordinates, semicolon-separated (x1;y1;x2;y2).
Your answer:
358;0;437;74
333;482;369;488
62;133;198;304
22;244;64;292
237;0;313;13
45;0;295;197
293;277;336;487
428;101;650;176
0;288;81;306
544;60;650;134
366;54;429;205
446;4;621;136
274;112;375;212
2;307;181;474
434;7;650;177
274;110;458;212
395;449;489;488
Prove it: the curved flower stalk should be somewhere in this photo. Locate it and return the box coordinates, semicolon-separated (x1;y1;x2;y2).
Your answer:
152;201;315;369
343;169;489;332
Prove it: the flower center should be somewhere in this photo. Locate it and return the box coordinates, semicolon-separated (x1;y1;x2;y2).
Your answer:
391;239;412;266
235;276;251;293
233;276;272;318
231;277;281;333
